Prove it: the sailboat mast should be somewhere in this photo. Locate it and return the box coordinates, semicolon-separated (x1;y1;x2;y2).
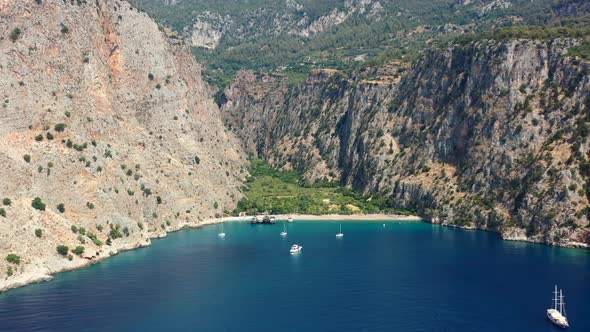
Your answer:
554;285;558;310
559;289;564;315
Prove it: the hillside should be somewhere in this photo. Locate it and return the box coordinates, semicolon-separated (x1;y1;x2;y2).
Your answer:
222;38;590;248
128;0;584;91
0;0;246;291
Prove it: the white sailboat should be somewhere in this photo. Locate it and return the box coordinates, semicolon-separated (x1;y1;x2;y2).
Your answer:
287;216;294;223
218;223;226;238
280;223;287;237
336;224;343;238
547;285;569;328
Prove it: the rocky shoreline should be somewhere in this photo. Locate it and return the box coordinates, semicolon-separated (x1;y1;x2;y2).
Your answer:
0;216;227;293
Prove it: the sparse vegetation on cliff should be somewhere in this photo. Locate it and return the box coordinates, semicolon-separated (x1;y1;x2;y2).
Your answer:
31;197;46;211
56;245;68;256
6;254;21;265
9;28;21;43
72;246;84;256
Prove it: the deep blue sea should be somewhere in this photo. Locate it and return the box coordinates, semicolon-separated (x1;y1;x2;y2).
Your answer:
0;220;588;332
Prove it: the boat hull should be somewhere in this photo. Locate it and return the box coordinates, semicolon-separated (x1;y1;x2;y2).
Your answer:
290;245;302;254
547;309;569;328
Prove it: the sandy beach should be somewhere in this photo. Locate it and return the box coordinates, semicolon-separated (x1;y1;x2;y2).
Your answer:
223;214;423;222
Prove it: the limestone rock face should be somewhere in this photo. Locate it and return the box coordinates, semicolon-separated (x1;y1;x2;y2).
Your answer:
223;40;590;248
0;0;246;290
187;19;224;49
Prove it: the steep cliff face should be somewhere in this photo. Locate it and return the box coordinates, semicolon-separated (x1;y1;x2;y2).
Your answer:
223;40;590;248
0;0;246;290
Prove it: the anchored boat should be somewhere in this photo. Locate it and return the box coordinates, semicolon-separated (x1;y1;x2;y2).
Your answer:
290;244;302;254
547;285;569;328
336;224;343;238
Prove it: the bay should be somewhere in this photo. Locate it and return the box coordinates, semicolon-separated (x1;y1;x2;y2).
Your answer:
0;221;588;332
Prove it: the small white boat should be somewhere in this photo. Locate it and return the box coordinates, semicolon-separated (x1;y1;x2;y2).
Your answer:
218;223;226;238
287;216;294;223
547;285;569;328
280;224;287;237
336;224;344;238
290;244;302;254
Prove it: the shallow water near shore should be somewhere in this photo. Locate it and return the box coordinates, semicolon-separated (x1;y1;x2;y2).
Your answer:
1;220;589;332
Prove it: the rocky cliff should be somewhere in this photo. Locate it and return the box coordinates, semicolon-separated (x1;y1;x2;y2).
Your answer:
223;39;590;248
0;0;246;291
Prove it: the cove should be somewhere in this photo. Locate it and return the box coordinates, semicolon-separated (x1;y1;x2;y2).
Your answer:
0;221;588;332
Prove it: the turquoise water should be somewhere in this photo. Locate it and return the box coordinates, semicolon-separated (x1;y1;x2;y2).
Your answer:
0;221;589;332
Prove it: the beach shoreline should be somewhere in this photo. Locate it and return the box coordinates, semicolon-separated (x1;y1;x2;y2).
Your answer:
223;214;422;222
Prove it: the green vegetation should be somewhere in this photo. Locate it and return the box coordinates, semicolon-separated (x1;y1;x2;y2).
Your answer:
71;225;78;233
2;198;11;206
35;229;42;238
0;208;5;218
87;232;102;246
57;203;65;213
35;134;43;142
569;40;590;60
449;14;590;61
60;24;69;34
56;245;68;256
72;246;84;256
54;123;66;132
9;27;21;43
109;228;123;240
23;154;31;163
129;0;566;92
234;160;415;215
454;24;590;45
6;254;21;265
31;197;46;211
